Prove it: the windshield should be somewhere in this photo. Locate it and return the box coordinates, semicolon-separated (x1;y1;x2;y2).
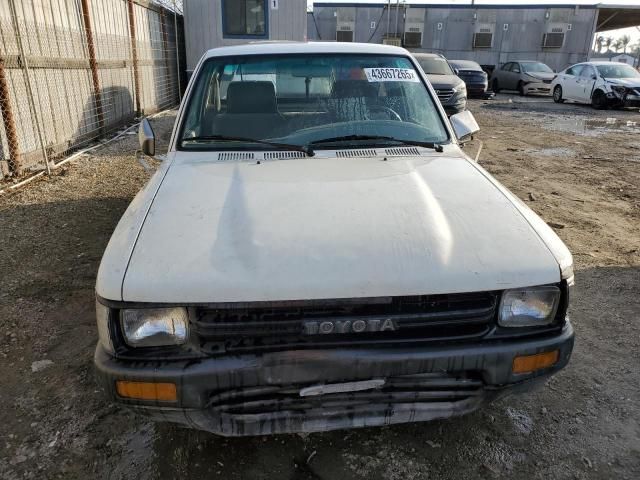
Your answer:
522;62;553;73
596;64;640;79
415;56;454;76
178;54;448;151
450;60;481;71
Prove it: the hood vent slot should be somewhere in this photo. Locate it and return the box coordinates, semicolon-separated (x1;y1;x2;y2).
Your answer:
217;152;255;161
263;151;307;160
384;147;421;157
336;149;378;158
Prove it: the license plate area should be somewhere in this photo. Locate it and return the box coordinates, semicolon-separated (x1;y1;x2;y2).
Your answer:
299;379;386;397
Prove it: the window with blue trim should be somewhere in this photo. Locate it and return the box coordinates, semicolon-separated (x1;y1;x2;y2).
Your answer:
222;0;267;37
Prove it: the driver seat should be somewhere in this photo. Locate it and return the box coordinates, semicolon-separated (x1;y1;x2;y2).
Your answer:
214;81;285;139
330;80;380;122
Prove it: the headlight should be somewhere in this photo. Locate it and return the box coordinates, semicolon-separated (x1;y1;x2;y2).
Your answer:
453;83;467;95
96;300;115;353
121;307;189;347
498;286;561;327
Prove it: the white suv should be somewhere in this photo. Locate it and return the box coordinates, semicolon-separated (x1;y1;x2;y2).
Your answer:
94;42;574;436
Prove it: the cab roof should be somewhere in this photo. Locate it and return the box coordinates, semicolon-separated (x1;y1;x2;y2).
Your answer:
202;42;409;59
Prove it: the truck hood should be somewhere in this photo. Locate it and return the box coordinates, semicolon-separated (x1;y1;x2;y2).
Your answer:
426;74;464;90
115;153;562;303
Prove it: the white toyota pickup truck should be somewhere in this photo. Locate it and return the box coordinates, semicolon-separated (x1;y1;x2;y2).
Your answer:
94;42;574;436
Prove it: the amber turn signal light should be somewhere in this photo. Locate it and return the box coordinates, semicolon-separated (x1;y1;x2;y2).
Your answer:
512;350;559;374
115;380;177;402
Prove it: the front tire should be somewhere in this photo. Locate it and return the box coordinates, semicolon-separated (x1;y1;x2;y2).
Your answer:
592;90;608;110
553;85;564;103
492;79;500;94
518;82;526;96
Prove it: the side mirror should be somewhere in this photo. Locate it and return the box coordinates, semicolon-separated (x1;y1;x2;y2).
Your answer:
591;74;597;80
139;118;155;157
454;68;460;75
450;110;480;143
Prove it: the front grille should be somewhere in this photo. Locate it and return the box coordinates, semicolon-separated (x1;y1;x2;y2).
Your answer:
207;372;484;416
192;292;497;353
435;89;455;102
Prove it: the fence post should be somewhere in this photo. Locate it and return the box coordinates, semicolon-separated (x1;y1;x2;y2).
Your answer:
0;57;22;176
8;0;50;175
159;7;171;104
80;0;105;133
173;0;182;101
126;0;141;115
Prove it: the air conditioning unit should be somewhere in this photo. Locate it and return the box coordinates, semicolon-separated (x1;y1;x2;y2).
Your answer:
403;8;425;48
382;36;402;47
542;24;565;48
336;7;355;42
473;24;494;48
337;29;354;43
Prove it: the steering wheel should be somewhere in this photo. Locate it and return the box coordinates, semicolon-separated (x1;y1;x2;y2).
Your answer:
368;105;402;121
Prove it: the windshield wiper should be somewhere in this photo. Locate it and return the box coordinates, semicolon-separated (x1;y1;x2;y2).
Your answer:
308;135;444;152
181;135;314;156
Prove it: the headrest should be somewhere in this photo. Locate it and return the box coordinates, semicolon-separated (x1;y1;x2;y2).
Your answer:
332;80;378;98
226;81;277;114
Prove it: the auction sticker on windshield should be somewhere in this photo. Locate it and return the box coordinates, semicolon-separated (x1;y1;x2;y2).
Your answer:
364;67;420;83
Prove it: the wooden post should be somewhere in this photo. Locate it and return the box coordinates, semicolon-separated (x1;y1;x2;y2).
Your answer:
0;56;22;175
173;3;182;101
80;0;104;132
127;0;141;114
159;8;171;103
8;0;49;175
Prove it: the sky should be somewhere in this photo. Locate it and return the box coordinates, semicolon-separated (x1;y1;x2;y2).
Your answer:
307;0;640;43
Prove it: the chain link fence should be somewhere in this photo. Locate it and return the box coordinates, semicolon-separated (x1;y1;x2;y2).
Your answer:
0;0;185;183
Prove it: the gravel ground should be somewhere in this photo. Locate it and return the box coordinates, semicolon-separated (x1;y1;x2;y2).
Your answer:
0;98;638;479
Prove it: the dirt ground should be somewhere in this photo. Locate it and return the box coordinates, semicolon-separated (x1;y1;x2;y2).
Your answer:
0;97;639;480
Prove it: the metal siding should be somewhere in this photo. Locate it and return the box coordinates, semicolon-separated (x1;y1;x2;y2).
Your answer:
184;0;307;70
185;4;598;71
311;5;597;72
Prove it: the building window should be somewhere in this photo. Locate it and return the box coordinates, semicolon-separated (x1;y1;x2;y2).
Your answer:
222;0;267;37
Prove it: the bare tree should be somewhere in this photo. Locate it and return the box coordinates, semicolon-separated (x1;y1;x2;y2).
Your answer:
620;34;631;54
596;35;605;53
605;36;613;52
613;39;623;53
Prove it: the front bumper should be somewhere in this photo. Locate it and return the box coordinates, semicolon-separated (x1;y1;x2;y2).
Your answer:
465;81;489;98
523;82;552;95
95;322;574;436
605;91;640;108
621;93;640;108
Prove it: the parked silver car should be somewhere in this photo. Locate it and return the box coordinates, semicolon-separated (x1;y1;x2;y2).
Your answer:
490;61;555;96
